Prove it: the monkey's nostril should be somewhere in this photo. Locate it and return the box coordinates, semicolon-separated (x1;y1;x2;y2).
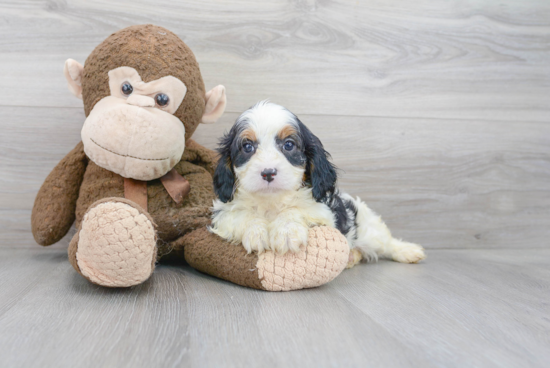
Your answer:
261;168;277;183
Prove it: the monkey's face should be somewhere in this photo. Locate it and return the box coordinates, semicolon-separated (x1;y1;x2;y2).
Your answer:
63;25;227;181
81;67;188;181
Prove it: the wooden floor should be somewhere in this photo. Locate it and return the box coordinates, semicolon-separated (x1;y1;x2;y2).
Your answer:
1;247;549;368
1;0;549;367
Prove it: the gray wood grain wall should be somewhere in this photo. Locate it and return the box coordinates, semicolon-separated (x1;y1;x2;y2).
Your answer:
1;0;549;249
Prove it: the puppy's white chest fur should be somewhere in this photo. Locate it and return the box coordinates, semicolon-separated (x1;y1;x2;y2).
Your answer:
210;188;335;254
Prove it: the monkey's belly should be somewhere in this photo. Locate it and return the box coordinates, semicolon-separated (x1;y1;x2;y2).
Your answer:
75;161;215;242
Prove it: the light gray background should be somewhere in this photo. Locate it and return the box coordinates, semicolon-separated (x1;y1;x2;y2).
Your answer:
0;1;549;367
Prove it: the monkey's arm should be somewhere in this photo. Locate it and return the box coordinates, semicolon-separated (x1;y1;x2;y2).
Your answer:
182;139;218;177
31;141;88;246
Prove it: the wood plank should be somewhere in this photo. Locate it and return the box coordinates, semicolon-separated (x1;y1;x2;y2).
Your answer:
0;248;548;367
0;0;548;121
2;106;549;249
0;106;84;248
176;265;433;368
0;248;430;368
0;248;68;315
331;248;550;368
0;248;193;367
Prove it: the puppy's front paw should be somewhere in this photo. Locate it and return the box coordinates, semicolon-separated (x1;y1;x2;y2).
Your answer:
242;225;270;254
269;221;309;254
392;241;426;264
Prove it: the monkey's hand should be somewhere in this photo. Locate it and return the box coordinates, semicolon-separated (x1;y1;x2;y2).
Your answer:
31;141;88;246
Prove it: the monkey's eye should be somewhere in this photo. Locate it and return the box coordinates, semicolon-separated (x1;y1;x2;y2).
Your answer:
283;140;295;151
243;142;255;154
155;93;170;107
121;83;133;96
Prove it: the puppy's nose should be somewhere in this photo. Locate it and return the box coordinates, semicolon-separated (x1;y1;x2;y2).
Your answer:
261;168;277;183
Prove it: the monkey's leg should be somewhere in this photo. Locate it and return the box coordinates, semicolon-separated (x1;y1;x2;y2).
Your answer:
173;226;350;291
68;197;157;287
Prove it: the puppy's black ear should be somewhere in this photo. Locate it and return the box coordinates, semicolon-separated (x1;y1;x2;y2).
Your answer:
298;119;337;202
213;129;237;203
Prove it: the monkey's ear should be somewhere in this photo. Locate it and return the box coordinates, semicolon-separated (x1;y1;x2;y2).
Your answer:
63;59;84;99
202;85;227;124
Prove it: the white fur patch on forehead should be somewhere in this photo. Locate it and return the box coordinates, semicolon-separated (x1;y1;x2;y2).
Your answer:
237;101;298;142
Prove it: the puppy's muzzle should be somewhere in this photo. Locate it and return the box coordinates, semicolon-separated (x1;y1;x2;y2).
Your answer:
261;168;277;183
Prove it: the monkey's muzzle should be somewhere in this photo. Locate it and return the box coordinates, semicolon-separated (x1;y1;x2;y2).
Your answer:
81;96;186;181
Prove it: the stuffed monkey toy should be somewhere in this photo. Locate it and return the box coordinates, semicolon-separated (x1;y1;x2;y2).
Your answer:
31;25;349;291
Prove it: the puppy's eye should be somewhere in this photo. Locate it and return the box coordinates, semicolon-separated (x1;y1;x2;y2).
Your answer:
121;83;133;96
243;142;254;153
283;141;295;151
155;93;170;107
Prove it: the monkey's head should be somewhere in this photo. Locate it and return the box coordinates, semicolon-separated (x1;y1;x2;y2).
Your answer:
63;24;226;181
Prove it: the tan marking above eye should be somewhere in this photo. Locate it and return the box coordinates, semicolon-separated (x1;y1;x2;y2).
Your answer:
240;128;257;142
278;125;298;140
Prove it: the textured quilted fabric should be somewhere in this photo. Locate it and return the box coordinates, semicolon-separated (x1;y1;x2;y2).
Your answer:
256;226;350;291
76;200;157;287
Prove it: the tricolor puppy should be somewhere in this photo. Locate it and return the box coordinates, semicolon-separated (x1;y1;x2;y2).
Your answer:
210;101;425;264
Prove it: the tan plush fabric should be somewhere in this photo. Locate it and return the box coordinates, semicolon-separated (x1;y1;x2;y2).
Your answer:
257;226;349;291
75;198;157;287
33;23;215;246
81;96;186;180
33;25;349;291
107;67;187;115
202;85;226;124
73;139;215;244
183;226;349;291
346;248;363;269
81;24;206;139
63;59;84;98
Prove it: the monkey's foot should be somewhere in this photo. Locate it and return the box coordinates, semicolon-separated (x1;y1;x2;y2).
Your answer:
69;198;157;287
182;226;349;291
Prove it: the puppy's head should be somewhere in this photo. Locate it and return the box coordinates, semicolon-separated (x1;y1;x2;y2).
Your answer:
214;101;337;203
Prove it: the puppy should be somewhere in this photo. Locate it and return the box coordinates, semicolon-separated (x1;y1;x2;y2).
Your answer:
210;101;425;264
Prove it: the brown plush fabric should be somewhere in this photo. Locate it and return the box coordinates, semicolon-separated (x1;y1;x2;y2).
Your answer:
81;24;206;139
183;139;218;177
31;141;88;245
33;134;214;256
182;226;351;291
68;231;83;276
33;24;346;290
160;169;191;204
73;139;215;244
124;178;148;210
182;228;265;290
